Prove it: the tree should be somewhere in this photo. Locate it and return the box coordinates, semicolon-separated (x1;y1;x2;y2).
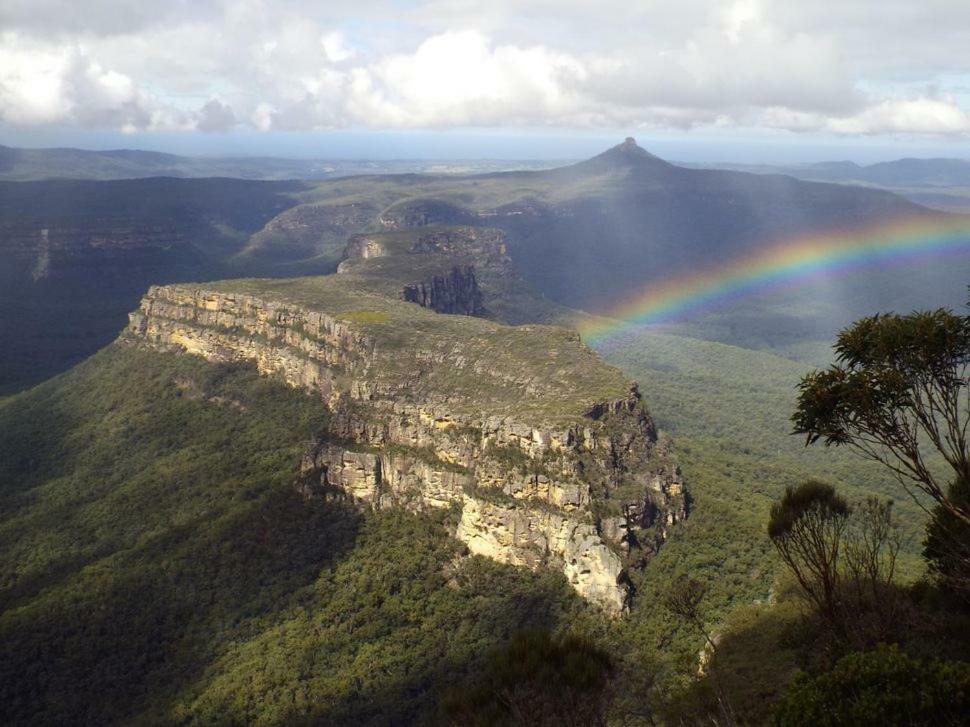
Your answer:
772;645;970;727
768;481;850;627
662;576;736;727
767;482;905;648
439;629;615;727
792;309;970;527
662;577;717;658
924;476;970;600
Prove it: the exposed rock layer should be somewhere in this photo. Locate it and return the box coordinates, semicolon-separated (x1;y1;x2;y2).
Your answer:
126;283;687;613
402;266;485;315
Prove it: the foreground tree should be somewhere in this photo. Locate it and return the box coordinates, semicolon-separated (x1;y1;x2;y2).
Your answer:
662;576;736;727
768;481;850;627
792;309;970;526
440;629;614;727
773;645;970;727
924;476;970;600
768;481;904;647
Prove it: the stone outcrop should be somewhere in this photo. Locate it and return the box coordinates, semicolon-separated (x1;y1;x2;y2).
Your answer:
378;198;476;229
126;282;688;614
402;266;486;316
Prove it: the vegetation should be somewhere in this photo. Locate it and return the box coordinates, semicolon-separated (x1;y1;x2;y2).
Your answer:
2;162;969;724
168;277;632;426
924;476;970;600
0;344;588;725
440;630;614;727
773;645;970;727
0;177;306;393
794;308;970;527
4;136;950;397
768;481;907;652
600;318;970;724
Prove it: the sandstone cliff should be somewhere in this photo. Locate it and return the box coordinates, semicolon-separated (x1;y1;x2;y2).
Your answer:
125;269;686;613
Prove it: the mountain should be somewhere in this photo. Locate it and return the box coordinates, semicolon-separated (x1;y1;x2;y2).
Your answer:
1;138;962;394
481;139;936;312
3;140;968;723
688;156;970;213
0;177;308;392
0;144;560;182
695;156;970;188
0;210;687;723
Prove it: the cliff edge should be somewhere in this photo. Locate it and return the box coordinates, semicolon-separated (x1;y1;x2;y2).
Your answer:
123;227;687;613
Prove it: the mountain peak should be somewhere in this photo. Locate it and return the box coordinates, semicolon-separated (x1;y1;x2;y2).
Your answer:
572;137;673;173
609;136;665;161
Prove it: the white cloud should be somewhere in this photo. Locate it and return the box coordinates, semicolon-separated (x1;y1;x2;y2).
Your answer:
828;97;970;135
321;32;355;63
0;0;968;137
0;33;163;128
366;31;586;127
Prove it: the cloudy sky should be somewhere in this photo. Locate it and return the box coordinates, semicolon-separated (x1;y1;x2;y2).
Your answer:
2;0;970;160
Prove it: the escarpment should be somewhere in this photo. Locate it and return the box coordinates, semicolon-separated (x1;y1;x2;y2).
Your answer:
337;225;569;325
125;275;687;614
402;266;485;315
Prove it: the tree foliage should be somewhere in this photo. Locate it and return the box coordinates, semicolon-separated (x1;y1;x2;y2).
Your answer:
793;309;970;526
440;629;615;727
768;481;905;649
924;476;970;601
768;481;850;626
772;645;970;727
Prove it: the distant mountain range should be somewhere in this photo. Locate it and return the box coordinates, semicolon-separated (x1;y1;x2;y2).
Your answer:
0;144;559;182
1;138;966;393
685;157;970;212
690;157;970;188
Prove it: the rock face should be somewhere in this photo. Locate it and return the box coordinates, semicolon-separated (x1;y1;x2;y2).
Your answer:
126;280;687;614
378;198;477;229
402;266;486;316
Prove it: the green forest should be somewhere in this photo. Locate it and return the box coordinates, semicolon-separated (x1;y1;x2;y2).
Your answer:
3;304;970;724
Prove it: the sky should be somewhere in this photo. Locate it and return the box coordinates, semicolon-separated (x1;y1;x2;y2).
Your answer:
2;0;970;161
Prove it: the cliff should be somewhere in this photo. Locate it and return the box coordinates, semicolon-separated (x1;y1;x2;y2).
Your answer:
125;273;687;614
336;224;571;325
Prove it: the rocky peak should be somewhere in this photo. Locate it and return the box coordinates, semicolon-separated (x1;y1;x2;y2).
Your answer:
574;137;674;175
619;136;640;152
606;137;670;164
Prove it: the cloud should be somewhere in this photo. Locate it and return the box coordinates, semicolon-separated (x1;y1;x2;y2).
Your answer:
0;32;167;128
1;0;968;137
195;98;237;132
363;31;587;127
827;97;970;135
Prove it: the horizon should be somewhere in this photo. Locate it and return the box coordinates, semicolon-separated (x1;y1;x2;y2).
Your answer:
3;131;970;165
3;1;969;165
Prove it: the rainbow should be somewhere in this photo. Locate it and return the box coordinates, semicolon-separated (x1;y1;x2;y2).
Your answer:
578;215;970;344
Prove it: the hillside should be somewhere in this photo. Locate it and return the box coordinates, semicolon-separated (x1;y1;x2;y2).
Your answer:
0;144;559;182
0;177;309;392
691;157;970;213
0;216;695;723
594;328;948;719
4;138;956;394
0;343;592;725
3;140;967;723
126;257;687;611
1;264;943;724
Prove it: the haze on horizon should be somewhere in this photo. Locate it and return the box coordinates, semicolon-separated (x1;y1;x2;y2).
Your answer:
2;0;970;163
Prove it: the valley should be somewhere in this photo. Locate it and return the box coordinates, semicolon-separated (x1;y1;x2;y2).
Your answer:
1;139;968;725
4;139;962;394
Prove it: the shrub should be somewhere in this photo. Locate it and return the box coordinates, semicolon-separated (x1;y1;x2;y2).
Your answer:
773;645;970;727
